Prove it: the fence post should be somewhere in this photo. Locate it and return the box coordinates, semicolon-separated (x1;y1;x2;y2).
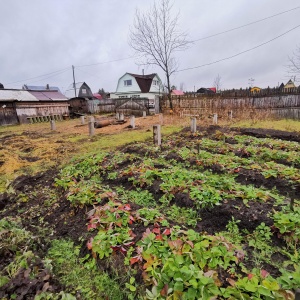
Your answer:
80;116;85;125
213;113;218;125
88;116;94;123
191;117;197;133
89;120;95;136
159;113;163;125
50;120;56;131
153;124;161;146
130;115;135;129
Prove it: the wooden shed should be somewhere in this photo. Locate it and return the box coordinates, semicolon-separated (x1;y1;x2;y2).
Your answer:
0;88;69;125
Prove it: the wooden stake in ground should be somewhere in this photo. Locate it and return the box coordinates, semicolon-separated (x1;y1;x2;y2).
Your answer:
153;124;161;146
88;121;95;136
191;117;197;133
213;113;218;125
130;115;135;129
50;120;56;130
159;114;163;125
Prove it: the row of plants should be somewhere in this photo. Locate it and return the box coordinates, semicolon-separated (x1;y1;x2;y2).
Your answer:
232;135;300;152
54;131;299;298
196;137;300;167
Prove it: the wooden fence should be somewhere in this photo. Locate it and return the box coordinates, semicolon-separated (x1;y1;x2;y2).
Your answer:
162;94;300;119
98;98;150;116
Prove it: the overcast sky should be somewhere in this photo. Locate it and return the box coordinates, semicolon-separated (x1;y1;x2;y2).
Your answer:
1;0;300;94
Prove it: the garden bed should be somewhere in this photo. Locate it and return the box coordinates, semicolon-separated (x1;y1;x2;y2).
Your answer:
0;125;299;299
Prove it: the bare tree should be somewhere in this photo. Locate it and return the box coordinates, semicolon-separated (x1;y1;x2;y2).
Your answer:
287;46;300;82
129;0;190;109
213;74;222;92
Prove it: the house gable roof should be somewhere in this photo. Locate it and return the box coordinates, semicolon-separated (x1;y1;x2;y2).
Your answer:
127;73;156;93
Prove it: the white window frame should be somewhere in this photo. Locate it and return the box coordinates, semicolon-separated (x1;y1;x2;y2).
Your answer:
124;80;132;86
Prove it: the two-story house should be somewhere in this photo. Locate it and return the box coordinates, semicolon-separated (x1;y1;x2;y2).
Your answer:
110;73;163;103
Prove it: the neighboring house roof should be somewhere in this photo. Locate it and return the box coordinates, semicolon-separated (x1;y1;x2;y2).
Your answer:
0;83;4;89
127;73;157;93
208;88;216;93
250;87;261;92
23;84;61;92
64;82;93;99
171;90;184;96
284;80;296;88
196;88;215;94
93;93;103;100
0;89;67;102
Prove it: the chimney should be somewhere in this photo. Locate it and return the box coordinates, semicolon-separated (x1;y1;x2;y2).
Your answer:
46;84;50;90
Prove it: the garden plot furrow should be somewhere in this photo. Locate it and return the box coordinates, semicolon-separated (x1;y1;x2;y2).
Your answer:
51;135;300;300
233;135;300;152
180;149;300;199
197;138;300;169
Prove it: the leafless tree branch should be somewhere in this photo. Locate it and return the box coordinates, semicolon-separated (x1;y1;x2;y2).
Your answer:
129;0;191;109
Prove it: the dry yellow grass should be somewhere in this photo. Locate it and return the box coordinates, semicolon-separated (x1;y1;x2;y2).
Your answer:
1;114;299;192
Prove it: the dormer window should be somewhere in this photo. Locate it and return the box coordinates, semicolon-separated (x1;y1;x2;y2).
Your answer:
124;80;132;86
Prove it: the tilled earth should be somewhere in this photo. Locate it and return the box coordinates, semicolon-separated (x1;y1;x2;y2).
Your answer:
0;125;299;298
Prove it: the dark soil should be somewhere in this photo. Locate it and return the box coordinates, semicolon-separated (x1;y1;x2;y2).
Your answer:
1;125;299;298
236;127;300;142
0;169;88;298
235;168;300;199
196;199;274;234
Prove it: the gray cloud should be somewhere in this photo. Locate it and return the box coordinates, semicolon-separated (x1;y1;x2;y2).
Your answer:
1;0;299;94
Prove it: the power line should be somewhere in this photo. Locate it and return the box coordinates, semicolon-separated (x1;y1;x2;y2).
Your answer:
177;24;300;72
192;6;300;42
75;56;136;68
5;67;70;85
26;69;70;85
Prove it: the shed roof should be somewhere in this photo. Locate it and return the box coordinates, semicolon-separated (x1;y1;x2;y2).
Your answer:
0;90;38;101
171;90;184;96
0;89;68;102
29;91;68;101
93;93;103;100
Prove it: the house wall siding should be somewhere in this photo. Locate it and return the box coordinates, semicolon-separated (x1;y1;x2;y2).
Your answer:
116;74;141;93
149;75;162;93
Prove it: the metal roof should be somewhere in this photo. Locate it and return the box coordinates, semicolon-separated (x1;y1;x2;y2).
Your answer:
29;91;68;101
0;90;38;101
0;89;68;102
23;84;61;92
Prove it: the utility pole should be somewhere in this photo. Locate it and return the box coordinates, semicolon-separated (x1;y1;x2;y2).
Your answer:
72;65;77;97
